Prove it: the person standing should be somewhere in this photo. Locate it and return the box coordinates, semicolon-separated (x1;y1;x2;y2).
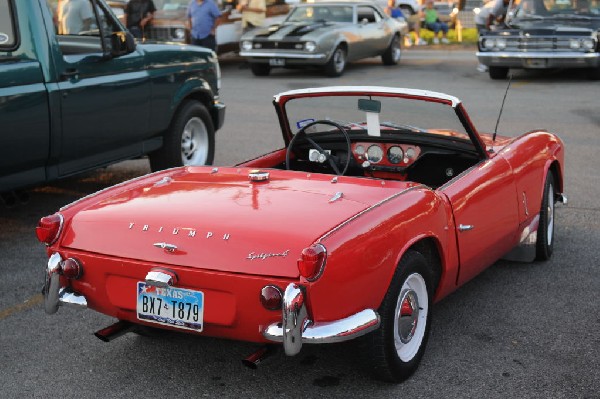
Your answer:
421;0;449;44
125;0;157;40
188;0;222;52
237;0;266;33
486;0;511;30
57;0;93;35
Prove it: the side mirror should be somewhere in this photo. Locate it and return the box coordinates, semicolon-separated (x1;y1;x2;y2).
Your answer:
110;31;136;57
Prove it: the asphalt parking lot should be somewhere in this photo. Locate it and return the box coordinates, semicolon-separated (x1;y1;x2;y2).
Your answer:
1;47;599;398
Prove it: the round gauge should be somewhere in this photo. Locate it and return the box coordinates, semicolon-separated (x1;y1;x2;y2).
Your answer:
355;145;365;156
405;147;416;159
387;146;404;164
366;145;384;163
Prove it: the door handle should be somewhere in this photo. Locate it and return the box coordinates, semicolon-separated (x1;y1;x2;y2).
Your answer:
61;68;79;80
458;224;474;232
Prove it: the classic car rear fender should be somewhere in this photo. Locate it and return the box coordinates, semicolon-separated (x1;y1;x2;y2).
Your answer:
304;187;459;324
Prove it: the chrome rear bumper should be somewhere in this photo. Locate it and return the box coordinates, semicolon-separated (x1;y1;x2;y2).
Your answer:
262;283;380;356
43;253;87;314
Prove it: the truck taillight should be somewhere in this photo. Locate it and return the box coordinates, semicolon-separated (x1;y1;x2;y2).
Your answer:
297;244;327;281
36;214;63;245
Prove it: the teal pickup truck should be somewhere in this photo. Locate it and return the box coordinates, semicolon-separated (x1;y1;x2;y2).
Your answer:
0;0;225;193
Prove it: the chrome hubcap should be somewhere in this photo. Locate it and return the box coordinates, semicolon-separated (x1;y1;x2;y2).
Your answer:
393;39;401;61
181;117;209;166
547;182;554;244
397;289;419;344
334;49;345;73
394;273;428;362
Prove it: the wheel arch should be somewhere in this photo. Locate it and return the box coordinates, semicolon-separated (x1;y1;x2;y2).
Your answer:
168;80;220;134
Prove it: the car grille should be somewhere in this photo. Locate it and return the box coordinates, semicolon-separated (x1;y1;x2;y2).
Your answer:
253;41;301;50
501;36;592;52
145;27;185;43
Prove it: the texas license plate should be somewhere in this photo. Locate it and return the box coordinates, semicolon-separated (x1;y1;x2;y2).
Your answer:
269;58;285;66
136;282;204;331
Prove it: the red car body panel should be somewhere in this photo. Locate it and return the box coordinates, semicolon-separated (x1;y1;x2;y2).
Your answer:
40;86;565;359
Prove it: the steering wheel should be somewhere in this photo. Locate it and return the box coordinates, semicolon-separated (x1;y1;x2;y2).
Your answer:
285;120;352;176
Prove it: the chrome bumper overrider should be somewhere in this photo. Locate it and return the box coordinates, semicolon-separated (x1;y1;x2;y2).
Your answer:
43;253;88;314
263;283;381;356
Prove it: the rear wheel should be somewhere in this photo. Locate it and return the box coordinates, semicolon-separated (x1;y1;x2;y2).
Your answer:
149;101;215;171
325;46;347;77
358;250;433;382
489;66;509;80
250;63;271;76
536;173;556;260
382;34;402;66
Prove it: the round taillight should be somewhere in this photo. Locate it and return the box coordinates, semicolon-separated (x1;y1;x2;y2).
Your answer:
61;258;83;279
36;214;63;245
297;244;327;281
260;285;282;310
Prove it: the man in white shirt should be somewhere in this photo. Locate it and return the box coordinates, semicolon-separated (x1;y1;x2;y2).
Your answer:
237;0;266;33
58;0;94;35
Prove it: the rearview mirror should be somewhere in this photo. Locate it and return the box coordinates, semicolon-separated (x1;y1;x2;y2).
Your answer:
358;99;381;113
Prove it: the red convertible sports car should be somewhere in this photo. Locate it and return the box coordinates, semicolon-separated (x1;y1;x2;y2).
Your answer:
37;86;566;382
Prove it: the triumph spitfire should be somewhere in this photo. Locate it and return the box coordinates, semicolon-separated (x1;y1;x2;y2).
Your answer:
38;86;566;382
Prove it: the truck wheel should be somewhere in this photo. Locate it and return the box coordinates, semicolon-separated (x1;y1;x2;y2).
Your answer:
382;34;402;66
489;66;509;80
587;67;600;80
250;63;271;76
358;250;433;382
536;173;556;261
325;46;346;77
149;101;215;171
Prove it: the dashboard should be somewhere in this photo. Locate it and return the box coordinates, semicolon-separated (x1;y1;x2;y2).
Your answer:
352;142;421;170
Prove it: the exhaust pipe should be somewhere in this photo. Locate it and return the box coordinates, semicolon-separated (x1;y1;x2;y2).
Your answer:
94;320;134;342
242;345;278;369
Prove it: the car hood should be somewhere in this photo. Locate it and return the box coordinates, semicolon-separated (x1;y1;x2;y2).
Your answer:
511;18;600;32
61;167;411;278
251;22;337;40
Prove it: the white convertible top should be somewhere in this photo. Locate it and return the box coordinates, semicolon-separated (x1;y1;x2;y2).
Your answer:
274;86;461;108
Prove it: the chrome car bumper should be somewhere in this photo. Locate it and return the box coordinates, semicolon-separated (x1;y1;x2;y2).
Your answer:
262;283;380;356
477;51;600;69
43;253;87;314
239;51;328;66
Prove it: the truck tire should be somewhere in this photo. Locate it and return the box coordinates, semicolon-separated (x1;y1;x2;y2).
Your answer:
250;63;271;76
382;34;402;66
489;66;509;80
149;101;215;171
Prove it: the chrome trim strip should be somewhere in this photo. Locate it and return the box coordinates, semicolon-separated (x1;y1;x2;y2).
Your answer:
477;51;600;59
263;284;380;354
239;51;327;59
318;185;425;242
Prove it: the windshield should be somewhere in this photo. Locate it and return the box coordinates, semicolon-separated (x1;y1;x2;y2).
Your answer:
286;5;354;23
284;94;472;143
514;0;600;18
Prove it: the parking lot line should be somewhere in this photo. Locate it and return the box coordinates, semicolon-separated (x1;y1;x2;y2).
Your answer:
0;294;43;321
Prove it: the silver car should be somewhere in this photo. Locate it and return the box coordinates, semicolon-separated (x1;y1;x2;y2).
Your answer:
239;1;407;76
